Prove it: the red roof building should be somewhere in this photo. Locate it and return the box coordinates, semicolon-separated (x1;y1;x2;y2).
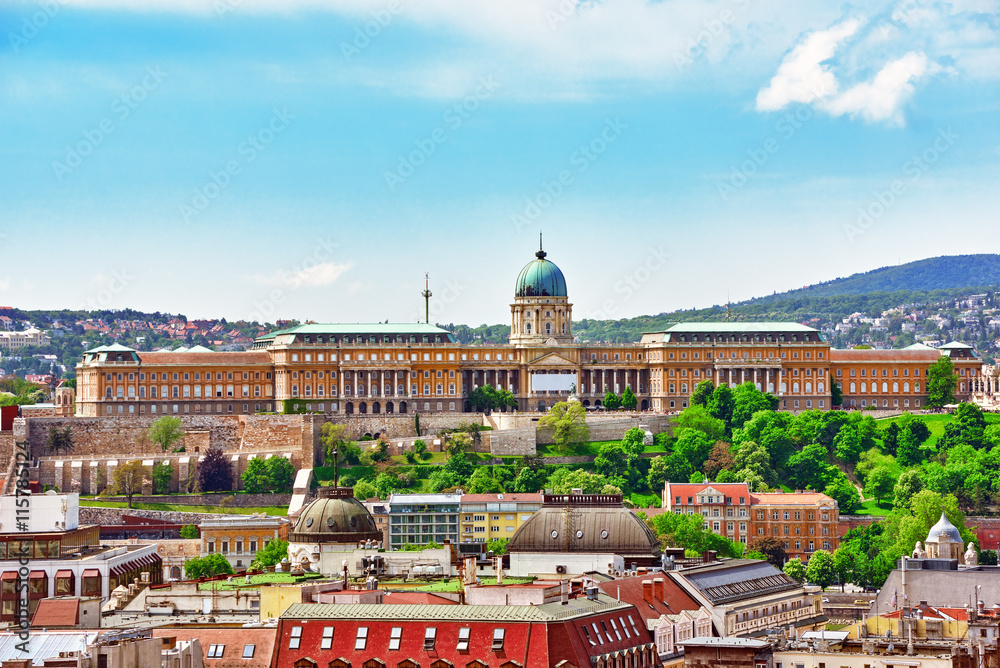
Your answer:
274;594;658;668
596;574;701;626
152;627;278;668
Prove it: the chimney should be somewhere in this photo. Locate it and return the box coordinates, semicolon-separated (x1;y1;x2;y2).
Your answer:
561;579;569;605
642;580;653;604
653;577;664;602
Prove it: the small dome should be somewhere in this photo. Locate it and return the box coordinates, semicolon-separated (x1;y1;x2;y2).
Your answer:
290;487;382;545
927;511;962;544
515;247;567;298
508;494;660;558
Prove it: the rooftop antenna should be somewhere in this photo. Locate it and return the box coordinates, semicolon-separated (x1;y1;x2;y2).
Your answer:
421;273;432;324
537;231;546;259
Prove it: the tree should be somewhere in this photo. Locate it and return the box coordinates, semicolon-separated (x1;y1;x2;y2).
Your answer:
595;444;629;480
831;374;843;406
539;401;590;449
805;549;836;590
824;472;861;514
199;447;234;492
486;539;508;555
783;557;806;583
46;426;74;455
468;467;504;494
252;539;289;570
893;468;924;510
321;423;361;467
621;427;646;458
673;405;726;442
185;553;234;579
647;511;741;558
266;457;296;493
865;465;895;506
603;391;621;411
468;385;519;413
832;545;853;591
926;356;958;408
148;416;184;453
621;386;637;411
703;442;735;481
547;468;609;494
444;450;474;479
731;382;776;431
112;460;149;509
747;537;786;567
690;380;714;408
413;440;430;460
707;385;735;432
896;429;922;467
354;480;377;500
833;425;865;464
152;461;173;495
374;471;399;498
787;442;835;491
941;403;987;450
511;463;547;493
179;524;199;539
881;422;901;455
241;458;270;494
674;430;713;470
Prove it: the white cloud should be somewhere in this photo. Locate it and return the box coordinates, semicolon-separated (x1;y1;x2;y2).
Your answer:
755;18;862;112
821;52;931;125
254;261;353;288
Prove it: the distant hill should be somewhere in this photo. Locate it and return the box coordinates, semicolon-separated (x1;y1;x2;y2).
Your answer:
749;254;1000;302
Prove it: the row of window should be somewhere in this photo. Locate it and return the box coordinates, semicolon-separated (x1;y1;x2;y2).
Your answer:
206;644;255;659
288;626;505;652
205;538;267;554
105;384;268;399
290;384;457;398
106;371;269;382
105;403;270;415
846;381;921;394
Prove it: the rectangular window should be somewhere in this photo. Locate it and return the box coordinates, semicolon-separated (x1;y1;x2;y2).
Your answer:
355;627;368;650
242;645;255;659
288;627;302;650
424;627;437;650
492;628;505;650
457;627;470;651
389;627;401;651
207;645;225;659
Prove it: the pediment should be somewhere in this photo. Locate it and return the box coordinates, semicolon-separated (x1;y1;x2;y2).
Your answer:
528;351;577;366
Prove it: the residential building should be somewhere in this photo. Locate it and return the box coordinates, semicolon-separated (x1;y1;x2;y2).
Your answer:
361;498;390;546
274;595;658;668
662;483;753;545
152;627;275;668
459;492;543;544
667;559;826;637
749;492;839;561
74;245;984;417
198;514;290;571
0;326;50;351
387;492;462;549
30;596;102;629
678;637;771;668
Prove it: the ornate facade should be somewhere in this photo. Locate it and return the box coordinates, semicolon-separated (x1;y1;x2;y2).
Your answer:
75;246;982;417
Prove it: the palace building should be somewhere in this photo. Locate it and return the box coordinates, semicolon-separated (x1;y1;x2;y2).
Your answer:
74;245;982;417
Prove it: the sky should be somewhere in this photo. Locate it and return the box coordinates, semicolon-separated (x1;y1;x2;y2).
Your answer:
1;0;998;327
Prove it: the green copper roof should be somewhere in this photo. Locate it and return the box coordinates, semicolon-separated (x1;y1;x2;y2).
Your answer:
255;323;454;342
515;247;567;298
661;323;817;333
85;343;136;353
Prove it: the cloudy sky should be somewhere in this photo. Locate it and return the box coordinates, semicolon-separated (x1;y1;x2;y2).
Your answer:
1;0;998;326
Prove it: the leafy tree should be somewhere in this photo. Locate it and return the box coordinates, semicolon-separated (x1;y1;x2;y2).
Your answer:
831;374;843;406
321;423;361;466
444;450;475;479
906;418;931;446
185;553;234;579
413;440;430;460
926;356;958;408
595;443;629;480
893;469;924;510
833;425;865;464
731;382;776;431
673;405;726;442
703;442;735;480
783;557;806;583
539;401;590;449
732;440;775;487
621;386;637;411
647;511;741;558
428;469;459;492
707;384;735;432
179;524;199;539
152;461;173;495
674;430;713;470
747;537;786;567
603;391;621;411
486;539;507;555
148;416;184;453
468;467;505;494
896;429;922;467
374;471;399;498
621;428;647;458
832;545;854;591
252;538;289;570
46;426;74;455
865;464;895;506
447;432;473;456
241;458;270;494
511;465;547;494
690;380;714;407
112;460;149;509
468;385;518;412
266;456;296;493
824;472;860;514
941;403;987;449
805;549;836;590
199;447;234;492
881;422;901;455
660;452;694;484
547;468;609;494
787;442;835;491
744;549;767;561
733;411;795;469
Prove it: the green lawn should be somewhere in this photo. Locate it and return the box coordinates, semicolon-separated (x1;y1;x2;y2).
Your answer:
79;500;289;515
537;439;666;458
198;572;325;590
875;412;1000;447
629;491;661;508
850;498;892;517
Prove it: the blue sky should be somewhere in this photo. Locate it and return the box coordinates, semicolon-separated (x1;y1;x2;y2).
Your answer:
1;0;998;326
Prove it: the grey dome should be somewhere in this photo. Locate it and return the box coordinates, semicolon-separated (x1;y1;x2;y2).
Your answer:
289;487;382;545
927;511;962;544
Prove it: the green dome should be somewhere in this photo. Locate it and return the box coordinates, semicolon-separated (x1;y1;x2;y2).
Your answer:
515;248;567;298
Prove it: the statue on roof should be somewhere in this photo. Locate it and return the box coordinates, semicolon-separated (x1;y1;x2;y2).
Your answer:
912;541;926;559
965;543;978;566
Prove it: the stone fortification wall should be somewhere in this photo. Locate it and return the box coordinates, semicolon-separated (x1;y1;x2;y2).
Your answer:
94;492;291;507
79;506;247;526
325;413;483;441
489;427;537;456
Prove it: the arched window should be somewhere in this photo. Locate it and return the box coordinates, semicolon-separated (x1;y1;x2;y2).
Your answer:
860;382;867;393
882;382;888;393
525;323;532;334
850;382;856;393
805;382;812;393
793;382;800;393
291;384;299;397
892;382;899;392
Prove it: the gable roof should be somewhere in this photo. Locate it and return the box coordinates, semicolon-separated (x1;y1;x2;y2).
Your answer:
31;598;79;627
152;628;278;668
664;483;750;501
595;575;701;624
674;560;799;605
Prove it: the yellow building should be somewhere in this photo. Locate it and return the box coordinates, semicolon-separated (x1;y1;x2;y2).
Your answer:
459;492;544;545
